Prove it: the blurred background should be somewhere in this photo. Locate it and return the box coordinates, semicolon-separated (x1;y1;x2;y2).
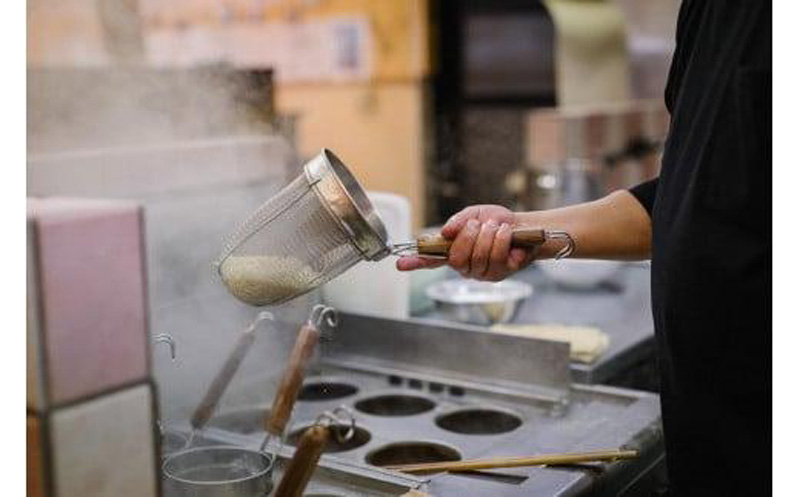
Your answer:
28;0;676;228
27;2;679;496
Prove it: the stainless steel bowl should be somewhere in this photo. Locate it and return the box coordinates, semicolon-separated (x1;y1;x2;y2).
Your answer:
537;259;623;290
425;279;533;325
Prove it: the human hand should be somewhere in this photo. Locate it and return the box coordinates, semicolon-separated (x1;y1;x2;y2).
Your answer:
396;205;535;281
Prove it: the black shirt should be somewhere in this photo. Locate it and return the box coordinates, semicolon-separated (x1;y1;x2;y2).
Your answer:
629;1;770;495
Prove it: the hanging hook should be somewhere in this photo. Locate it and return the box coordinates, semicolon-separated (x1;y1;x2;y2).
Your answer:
315;405;356;443
153;334;176;360
246;310;275;334
546;230;576;260
309;304;338;329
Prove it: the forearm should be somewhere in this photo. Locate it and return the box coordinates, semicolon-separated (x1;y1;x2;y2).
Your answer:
517;190;652;260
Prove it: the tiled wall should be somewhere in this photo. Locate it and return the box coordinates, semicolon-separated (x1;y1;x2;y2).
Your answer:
27;137;316;425
27;198;160;497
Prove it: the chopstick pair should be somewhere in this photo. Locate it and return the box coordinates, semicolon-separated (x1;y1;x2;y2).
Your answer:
384;449;638;474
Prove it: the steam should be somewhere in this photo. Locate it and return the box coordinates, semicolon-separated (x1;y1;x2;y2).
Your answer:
27;9;293;426
27;65;273;154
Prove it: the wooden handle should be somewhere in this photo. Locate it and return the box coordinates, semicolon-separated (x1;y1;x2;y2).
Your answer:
384;449;638;474
416;228;546;257
266;324;320;436
190;330;257;430
273;425;330;497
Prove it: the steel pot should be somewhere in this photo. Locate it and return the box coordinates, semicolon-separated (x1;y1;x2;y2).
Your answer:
162;445;274;497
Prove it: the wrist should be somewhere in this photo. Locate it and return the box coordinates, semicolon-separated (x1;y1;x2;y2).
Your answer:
513;211;573;260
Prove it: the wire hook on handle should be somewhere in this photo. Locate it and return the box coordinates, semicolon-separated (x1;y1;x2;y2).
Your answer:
545;230;576;260
153;334;177;360
315;405;356;443
246;310;275;334
309;304;338;329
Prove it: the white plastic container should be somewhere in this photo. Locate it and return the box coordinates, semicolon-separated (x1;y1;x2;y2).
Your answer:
322;192;411;318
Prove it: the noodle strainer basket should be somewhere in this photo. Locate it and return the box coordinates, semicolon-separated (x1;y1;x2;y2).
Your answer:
216;149;573;307
216;149;391;307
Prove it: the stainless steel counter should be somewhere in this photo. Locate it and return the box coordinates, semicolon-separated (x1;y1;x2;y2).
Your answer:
186;366;664;497
418;264;657;387
164;312;665;497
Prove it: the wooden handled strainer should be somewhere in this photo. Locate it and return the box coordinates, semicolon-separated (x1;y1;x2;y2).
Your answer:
217;148;574;307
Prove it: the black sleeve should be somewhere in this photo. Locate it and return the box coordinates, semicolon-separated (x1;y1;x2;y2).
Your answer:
629;177;659;218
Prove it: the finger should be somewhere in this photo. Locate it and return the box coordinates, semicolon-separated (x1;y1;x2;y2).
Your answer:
469;220;498;279
521;244;539;266
514;243;539;267
507;247;528;272
484;222;513;281
448;219;480;274
442;207;479;239
396;256;447;272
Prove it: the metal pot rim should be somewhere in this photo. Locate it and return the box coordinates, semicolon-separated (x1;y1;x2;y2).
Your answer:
162;445;274;486
426;279;533;304
305;148;391;261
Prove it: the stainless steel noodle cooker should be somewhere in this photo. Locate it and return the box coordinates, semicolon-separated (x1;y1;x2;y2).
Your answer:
162;306;351;497
216;149;574;307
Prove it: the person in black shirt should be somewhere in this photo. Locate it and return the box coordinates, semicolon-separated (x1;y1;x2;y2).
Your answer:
398;2;770;495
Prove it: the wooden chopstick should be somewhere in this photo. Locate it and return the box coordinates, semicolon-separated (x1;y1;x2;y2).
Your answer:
384;449;638;474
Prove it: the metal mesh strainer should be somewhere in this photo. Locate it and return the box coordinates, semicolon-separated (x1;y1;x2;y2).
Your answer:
216;149;391;306
216;148;574;307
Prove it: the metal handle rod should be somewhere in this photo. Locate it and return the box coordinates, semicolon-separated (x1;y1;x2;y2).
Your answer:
190;312;273;431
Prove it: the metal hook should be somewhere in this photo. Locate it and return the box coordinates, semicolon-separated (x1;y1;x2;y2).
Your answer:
331;405;356;441
309;304;338;329
315;405;356;443
153;334;176;360
546;230;576;260
246;310;275;334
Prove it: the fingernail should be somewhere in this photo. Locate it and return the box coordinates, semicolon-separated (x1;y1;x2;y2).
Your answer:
466;219;479;232
499;223;510;231
485;220;498;229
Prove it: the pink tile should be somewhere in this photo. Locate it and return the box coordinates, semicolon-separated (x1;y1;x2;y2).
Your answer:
28;198;149;406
